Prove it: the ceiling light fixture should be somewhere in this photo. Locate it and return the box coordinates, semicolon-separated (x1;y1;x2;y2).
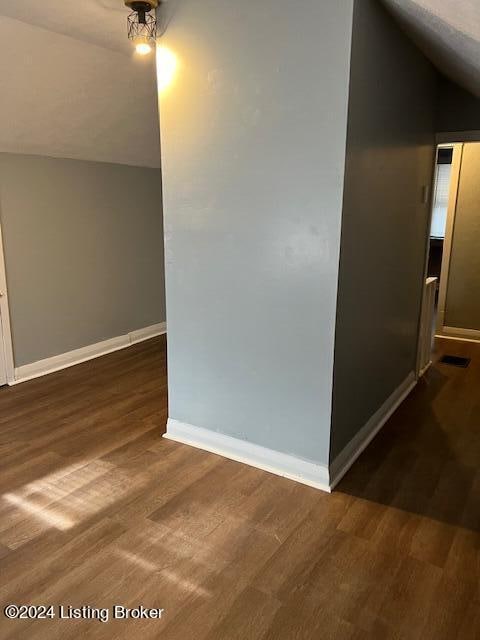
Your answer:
124;1;159;55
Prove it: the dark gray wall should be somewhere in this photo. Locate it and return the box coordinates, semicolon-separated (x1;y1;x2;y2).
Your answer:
437;76;480;134
330;0;437;461
159;0;355;465
444;143;480;330
0;153;165;366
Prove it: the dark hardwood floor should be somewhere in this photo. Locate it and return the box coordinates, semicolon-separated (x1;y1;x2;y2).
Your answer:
0;335;478;639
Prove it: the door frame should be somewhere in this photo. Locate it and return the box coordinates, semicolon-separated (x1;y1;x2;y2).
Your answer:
435;142;480;342
435;143;463;336
415;142;442;378
0;221;15;384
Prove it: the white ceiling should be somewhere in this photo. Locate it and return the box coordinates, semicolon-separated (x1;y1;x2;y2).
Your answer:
0;0;131;54
382;0;480;98
0;2;160;168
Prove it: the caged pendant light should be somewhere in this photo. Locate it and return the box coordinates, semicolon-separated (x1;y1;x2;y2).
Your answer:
124;1;159;55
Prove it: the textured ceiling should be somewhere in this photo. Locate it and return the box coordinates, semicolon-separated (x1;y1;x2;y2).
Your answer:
0;3;160;167
382;0;480;97
0;0;130;54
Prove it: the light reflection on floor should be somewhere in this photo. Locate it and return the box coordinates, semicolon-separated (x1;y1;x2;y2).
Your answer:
3;493;74;531
0;459;148;543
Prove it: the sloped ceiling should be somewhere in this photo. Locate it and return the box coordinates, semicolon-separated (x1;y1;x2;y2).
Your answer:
0;1;160;167
0;0;130;55
382;0;480;98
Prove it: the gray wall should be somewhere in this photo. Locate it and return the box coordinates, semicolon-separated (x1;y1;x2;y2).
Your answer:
444;143;480;330
437;76;480;134
0;153;165;367
159;0;354;465
330;0;437;461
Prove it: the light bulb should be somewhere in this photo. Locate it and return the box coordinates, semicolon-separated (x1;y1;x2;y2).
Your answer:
136;42;152;55
133;36;154;56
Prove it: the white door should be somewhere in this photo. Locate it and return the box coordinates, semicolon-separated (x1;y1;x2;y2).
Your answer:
0;226;13;387
0;301;7;386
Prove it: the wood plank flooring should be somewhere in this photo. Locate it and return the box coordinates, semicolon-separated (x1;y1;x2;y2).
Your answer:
0;335;478;639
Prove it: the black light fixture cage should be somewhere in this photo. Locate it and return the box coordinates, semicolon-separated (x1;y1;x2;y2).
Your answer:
127;10;157;43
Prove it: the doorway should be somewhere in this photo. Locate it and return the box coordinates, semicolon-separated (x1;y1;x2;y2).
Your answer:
427;145;454;298
416;144;455;377
420;140;480;376
435;142;480;342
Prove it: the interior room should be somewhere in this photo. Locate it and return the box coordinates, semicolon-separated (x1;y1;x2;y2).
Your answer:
0;1;479;639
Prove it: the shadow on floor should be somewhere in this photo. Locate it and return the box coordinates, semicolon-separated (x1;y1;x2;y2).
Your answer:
336;339;480;533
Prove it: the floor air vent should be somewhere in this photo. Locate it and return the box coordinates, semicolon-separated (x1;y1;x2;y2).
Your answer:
439;355;471;368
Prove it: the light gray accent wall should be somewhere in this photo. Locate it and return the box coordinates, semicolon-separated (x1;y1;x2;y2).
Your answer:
330;0;437;461
0;153;165;367
159;0;354;465
444;143;480;330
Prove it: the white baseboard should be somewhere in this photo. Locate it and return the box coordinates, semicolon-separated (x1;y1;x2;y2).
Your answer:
436;326;480;344
329;371;417;490
418;360;432;378
12;321;166;384
165;371;415;493
129;323;167;345
164;419;331;493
